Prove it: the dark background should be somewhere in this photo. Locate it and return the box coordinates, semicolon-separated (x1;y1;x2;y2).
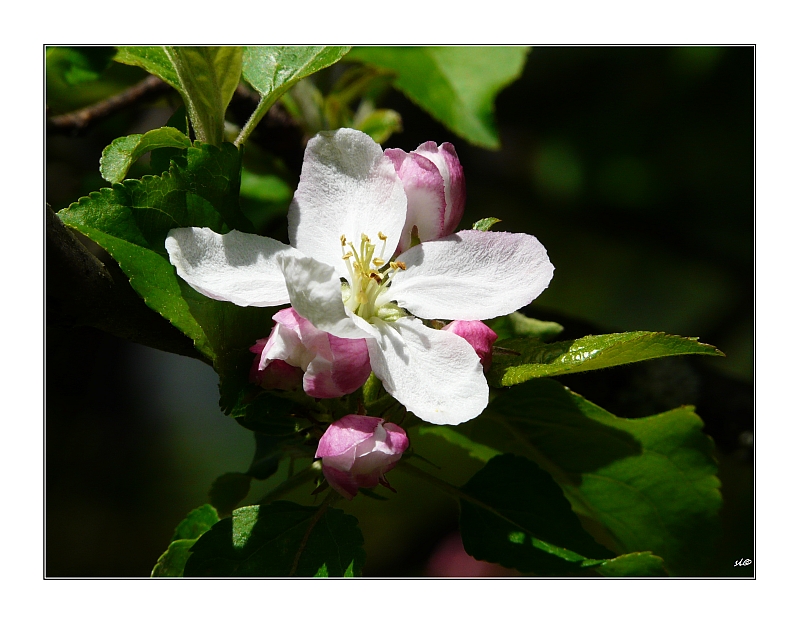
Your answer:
46;46;753;576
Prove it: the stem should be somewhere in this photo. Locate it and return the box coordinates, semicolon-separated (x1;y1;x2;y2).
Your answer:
47;75;171;134
234;89;286;147
257;462;320;505
289;490;338;576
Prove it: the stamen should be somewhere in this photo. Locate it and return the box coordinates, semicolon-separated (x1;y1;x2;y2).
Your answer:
342;253;353;259
372;258;385;267
361;233;371;243
378;232;387;241
395;261;407;270
340;235;347;246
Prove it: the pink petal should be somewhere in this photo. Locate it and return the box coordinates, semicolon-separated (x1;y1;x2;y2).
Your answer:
442;320;498;369
321;465;359;500
315;415;383;458
385;148;446;253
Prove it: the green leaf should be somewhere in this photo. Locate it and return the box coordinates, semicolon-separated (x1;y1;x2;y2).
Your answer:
419;426;501;463
172;504;221;541
209;473;253;517
486;311;564;343
354;108;403;144
114;46;182;90
472;217;502;231
100;127;192;184
152;504;220;577
184;502;365;577
453;379;721;575
459;454;616;575
58;142;261;377
151;539;197;577
347;47;529;149
163;46;243;146
238;46;351;145
595;552;668;577
116;47;243;146
488;331;724;387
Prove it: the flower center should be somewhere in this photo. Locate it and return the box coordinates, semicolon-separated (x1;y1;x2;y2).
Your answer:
340;232;405;322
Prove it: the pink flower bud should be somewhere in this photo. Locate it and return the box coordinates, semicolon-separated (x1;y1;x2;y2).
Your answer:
250;307;371;398
442;320;498;369
385;141;466;253
315;415;409;500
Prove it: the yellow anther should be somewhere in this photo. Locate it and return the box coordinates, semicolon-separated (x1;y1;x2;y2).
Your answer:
390;262;400;270
372;258;385;267
378;231;387;241
340;235;347;246
369;272;382;283
395;261;407;271
342;253;353;259
361;233;371;243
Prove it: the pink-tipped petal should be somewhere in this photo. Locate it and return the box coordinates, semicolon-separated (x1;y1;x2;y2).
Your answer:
385;148;447;253
413;142;465;235
316;415;409;499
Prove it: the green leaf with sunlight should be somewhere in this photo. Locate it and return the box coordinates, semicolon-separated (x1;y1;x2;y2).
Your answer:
488;331;724;387
459;454;665;576
444;379;721;575
163;47;243;146
472;217;502;232
238;46;351;145
347;47;529;149
100;127;192;184
209;473;253;517
184;502;365;577
151;504;220;577
115;46;181;90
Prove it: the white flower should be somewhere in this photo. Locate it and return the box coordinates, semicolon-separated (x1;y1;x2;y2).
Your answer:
166;128;554;425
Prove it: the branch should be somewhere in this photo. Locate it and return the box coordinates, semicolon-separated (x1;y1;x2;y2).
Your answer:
47;75;172;135
46;204;206;362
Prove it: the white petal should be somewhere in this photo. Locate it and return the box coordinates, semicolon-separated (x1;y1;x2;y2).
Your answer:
278;252;371;340
368;318;488;425
288;128;407;275
383;230;554;320
165;227;295;307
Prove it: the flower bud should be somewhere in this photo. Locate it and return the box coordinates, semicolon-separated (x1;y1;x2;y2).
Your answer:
315;415;409;500
250;307;371;398
385;141;465;253
442;320;498;369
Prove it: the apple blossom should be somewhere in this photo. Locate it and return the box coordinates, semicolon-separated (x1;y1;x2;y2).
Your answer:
250;307;371;399
442;320;498;369
385;141;465;253
165;128;554;425
315;415;409;500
